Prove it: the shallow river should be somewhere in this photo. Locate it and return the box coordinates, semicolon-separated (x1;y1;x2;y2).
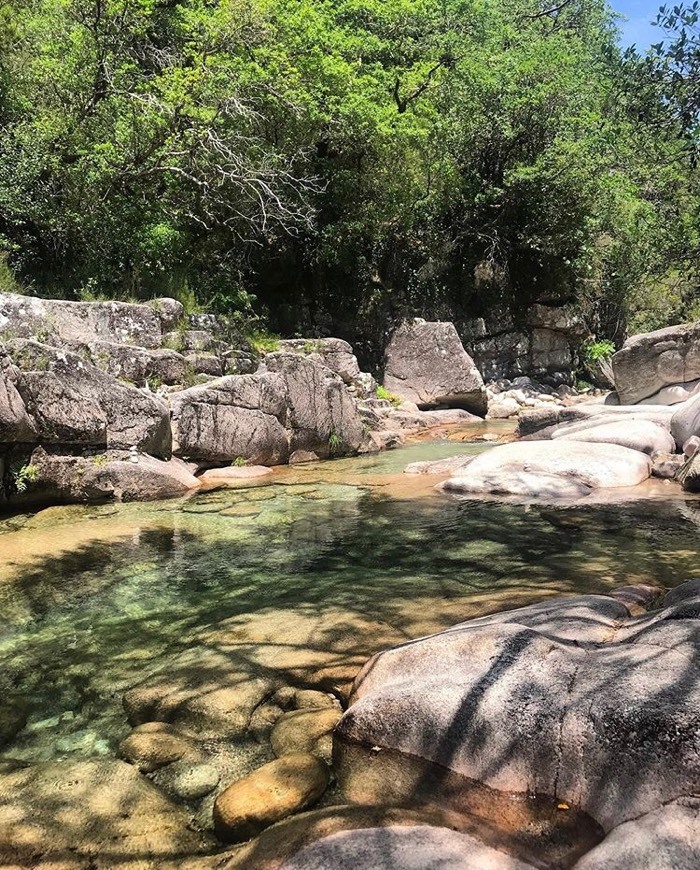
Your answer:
1;437;698;771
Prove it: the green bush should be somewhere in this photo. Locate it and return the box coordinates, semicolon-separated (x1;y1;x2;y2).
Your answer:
583;340;615;364
376;385;402;408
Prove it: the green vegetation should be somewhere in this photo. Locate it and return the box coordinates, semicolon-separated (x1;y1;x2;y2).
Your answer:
0;0;699;351
12;463;39;493
328;432;343;454
583;339;615;364
233;456;247;467
376;385;403;408
247;330;280;354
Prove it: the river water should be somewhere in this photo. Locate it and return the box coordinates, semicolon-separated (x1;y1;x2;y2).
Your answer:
0;437;698;773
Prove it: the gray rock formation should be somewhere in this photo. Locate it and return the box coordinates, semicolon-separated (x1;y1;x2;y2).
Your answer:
612;321;700;404
171;373;290;465
462;304;587;384
336;580;700;837
11;448;200;503
383;320;487;415
278;338;371;394
71;340;188;386
0;292;180;348
7;340;171;456
171;353;366;464
573;797;700;870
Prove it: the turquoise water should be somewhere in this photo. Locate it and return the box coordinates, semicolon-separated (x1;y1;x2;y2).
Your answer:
0;440;698;766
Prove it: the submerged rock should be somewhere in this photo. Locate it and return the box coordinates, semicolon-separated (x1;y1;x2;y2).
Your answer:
277;825;536;870
270;707;342;764
383;320;487;416
0;758;213;866
156;760;221;802
213;752;330;843
118;721;204;773
0;696;29;748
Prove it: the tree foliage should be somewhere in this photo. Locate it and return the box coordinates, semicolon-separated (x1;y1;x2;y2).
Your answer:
0;0;698;351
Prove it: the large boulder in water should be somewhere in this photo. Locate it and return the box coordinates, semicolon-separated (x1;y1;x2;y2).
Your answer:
170;373;290;464
383;320;487;415
335;580;700;836
439;439;651;499
612;321;700;404
12;448;200;503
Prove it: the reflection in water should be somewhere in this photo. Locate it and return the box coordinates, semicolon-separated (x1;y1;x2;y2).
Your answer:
0;439;698;765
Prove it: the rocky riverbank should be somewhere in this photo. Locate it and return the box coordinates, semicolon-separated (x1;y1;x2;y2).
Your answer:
407;318;700;501
227;579;700;868
0;292;596;510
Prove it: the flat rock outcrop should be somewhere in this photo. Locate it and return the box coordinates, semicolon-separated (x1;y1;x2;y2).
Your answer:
0;291;178;348
612;321;700;404
383;320;487;415
335;580;700;854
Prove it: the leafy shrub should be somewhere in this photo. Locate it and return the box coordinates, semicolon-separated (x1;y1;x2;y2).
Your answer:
376;385;402;408
13;463;39;493
583;340;615;363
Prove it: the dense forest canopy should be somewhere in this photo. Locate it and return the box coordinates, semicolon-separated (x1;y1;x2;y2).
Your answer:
0;0;699;353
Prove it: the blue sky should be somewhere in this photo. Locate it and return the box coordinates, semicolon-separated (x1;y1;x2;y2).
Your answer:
613;0;665;48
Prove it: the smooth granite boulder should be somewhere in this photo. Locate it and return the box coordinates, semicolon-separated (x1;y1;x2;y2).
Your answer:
670;391;700;448
573;798;700;870
552;419;675;455
612;321;700;404
279;825;536;870
383;320;487;415
213;753;330;843
439;439;651;499
335;581;700;835
518;404;675;441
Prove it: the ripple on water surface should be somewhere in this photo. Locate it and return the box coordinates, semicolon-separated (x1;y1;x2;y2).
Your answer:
0;439;698;764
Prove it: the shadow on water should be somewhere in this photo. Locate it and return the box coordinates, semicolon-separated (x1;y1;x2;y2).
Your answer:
0;452;699;867
0;475;698;763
